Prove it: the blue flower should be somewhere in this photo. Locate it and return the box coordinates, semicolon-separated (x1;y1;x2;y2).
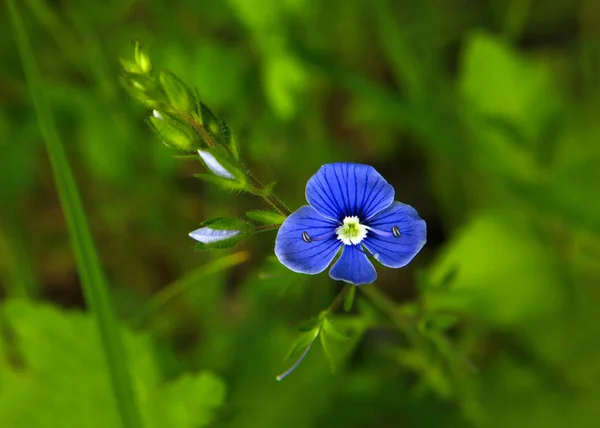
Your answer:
275;163;426;285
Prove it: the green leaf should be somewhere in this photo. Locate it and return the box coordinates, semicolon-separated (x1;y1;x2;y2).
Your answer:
149;113;198;151
0;300;226;428
191;217;255;251
418;313;458;334
246;210;286;225
321;317;349;342
460;32;559;143
149;372;226;428
319;317;366;373
297;318;322;333
426;213;565;328
286;329;319;360
343;285;356;312
159;70;193;113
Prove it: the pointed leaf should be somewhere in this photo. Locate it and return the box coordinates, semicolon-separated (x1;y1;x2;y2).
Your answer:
297;318;322;333
286;329;319;361
321;317;349;342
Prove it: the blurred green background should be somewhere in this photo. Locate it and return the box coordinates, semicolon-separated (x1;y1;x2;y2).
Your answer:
2;0;600;427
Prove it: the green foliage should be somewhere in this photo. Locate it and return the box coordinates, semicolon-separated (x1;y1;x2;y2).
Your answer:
6;3;144;426
0;300;225;428
2;0;600;427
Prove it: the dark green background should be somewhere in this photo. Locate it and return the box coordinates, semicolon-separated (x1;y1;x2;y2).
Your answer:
2;0;600;427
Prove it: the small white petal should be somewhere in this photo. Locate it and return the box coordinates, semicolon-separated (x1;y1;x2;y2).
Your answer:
198;150;235;180
153;110;163;119
189;227;240;244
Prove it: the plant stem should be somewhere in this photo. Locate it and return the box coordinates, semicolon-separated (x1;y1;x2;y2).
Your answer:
7;2;144;427
129;251;249;326
183;115;292;216
359;284;421;345
255;224;282;233
327;284;353;314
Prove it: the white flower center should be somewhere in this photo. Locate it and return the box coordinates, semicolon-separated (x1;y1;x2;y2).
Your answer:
335;216;368;245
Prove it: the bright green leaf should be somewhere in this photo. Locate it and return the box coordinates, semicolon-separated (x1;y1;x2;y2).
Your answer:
321;317;349;342
286;329;319;361
297;318;321;333
0;300;226;428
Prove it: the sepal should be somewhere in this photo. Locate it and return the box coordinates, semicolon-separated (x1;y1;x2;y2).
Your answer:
159;70;194;113
149;112;197;151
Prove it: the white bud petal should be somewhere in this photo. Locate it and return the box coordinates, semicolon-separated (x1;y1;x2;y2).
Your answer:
198;150;235;180
153;110;163;120
189;227;240;244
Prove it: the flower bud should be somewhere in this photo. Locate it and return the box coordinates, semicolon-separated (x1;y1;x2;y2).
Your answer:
198;150;235;180
189;217;254;250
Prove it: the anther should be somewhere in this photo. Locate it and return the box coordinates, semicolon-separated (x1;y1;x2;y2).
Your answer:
392;226;402;238
302;231;312;243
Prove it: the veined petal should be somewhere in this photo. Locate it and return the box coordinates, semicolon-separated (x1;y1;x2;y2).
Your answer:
363;201;426;268
305;163;394;221
329;245;377;285
275;206;341;274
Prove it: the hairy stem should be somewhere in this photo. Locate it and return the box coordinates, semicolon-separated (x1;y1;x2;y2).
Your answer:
183;115;292;216
327;284;353;314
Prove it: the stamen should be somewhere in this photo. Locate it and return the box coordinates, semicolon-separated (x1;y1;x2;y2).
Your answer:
392;225;402;238
301;231;312;243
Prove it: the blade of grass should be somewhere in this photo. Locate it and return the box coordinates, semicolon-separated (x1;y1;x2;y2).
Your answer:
129;251;250;326
6;2;144;428
0;216;39;300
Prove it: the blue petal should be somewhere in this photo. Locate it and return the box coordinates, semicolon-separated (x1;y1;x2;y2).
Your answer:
363;201;427;268
275;206;341;274
329;245;377;285
305;163;395;221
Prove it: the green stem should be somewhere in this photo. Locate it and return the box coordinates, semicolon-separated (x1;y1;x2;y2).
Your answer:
255;224;281;233
247;173;292;216
327;284;353;314
7;2;144;427
183;115;292;216
129;251;249;326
